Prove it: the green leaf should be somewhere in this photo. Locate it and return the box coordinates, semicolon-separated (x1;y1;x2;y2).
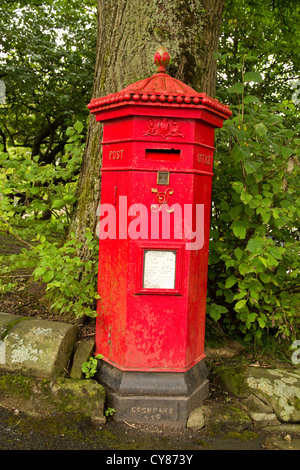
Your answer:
52;199;65;210
246;237;265;253
225;276;238;288
233;226;246;239
235;299;247;309
29;186;40;195
231;221;248;239
74;121;84;134
244;95;261;104
233;290;248;300
208;303;228;321
259;273;270;283
244;160;262;174
230;145;250;163
258;317;266;328
240;191;253;204
234;247;244;260
33;266;47;277
250;289;259;301
243;71;263;83
247;312;257;322
43;270;54;283
254;122;268;136
268;246;282;260
228;82;244;94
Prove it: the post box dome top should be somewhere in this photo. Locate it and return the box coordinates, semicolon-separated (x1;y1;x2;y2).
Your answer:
88;46;231;119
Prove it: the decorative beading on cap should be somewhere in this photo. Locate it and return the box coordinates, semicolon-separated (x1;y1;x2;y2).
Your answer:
87;45;232;118
154;45;170;73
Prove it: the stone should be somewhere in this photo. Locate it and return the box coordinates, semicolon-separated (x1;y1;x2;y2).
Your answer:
0;374;106;426
50;378;106;426
218;366;300;424
246;368;300;423
251;413;281;429
241;393;273;414
203;404;252;433
1;318;78;379
187;405;206;430
0;312;24;337
217;366;250;398
70;340;95;379
240;393;281;428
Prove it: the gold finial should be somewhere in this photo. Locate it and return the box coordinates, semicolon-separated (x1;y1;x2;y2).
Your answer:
154;45;170;73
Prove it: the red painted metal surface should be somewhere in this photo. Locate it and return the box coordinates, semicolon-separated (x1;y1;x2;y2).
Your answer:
88;47;231;372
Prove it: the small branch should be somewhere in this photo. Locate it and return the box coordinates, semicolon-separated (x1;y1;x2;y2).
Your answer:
0;215;33;248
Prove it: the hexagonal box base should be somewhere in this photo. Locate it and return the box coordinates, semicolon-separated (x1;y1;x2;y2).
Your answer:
96;360;209;427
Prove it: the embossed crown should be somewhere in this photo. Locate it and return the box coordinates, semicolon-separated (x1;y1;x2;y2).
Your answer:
88;46;231;118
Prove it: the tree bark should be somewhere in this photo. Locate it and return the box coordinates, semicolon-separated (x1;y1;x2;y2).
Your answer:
69;0;225;251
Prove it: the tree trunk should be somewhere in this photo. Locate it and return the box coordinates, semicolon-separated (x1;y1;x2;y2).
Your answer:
68;0;225;252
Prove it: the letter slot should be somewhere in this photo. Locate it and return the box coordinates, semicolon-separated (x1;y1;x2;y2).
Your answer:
145;148;181;161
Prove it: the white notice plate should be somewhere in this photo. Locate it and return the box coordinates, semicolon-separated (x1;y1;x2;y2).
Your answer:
143;250;176;289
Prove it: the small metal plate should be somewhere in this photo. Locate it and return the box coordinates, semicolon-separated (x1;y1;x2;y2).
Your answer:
143;250;176;290
157;171;170;185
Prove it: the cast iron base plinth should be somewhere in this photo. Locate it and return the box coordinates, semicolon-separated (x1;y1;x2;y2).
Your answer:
96;360;209;427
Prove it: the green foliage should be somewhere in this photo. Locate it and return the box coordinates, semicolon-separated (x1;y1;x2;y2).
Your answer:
206;0;300;342
0;122;99;318
0;0;98;318
0;0;96;159
81;354;104;379
217;0;300;107
104;407;116;417
32;230;99;318
208;71;299;341
0;121;84;234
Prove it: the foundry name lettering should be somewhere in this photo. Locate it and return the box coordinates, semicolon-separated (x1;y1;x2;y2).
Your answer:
131;406;174;415
131;406;174;421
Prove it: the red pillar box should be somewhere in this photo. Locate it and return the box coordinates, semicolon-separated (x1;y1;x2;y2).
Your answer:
88;46;231;426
